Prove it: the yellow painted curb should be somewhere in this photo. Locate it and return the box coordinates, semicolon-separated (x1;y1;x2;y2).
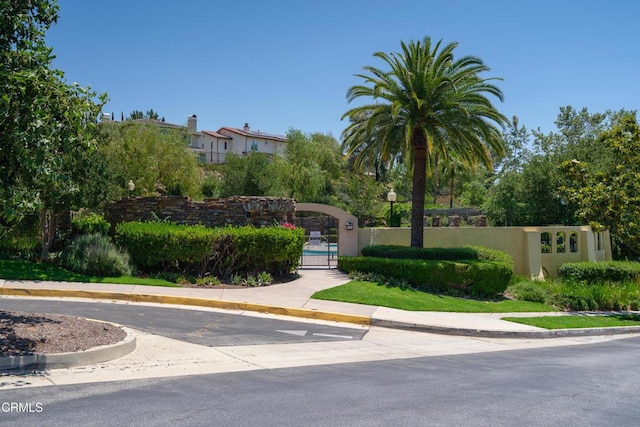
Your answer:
0;287;371;326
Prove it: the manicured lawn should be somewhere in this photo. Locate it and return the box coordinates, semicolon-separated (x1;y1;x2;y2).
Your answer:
502;314;640;329
0;260;179;287
312;280;557;313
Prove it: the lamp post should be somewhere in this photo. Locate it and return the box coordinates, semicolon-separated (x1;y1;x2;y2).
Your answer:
387;189;397;227
128;180;135;198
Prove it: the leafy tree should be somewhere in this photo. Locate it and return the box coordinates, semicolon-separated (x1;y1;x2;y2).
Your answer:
338;173;384;226
271;130;344;203
146;109;159;120
560;112;640;258
342;37;506;247
441;153;474;208
127;110;144;120
1;0;106;257
100;122;200;198
219;151;275;197
125;109;162;121
484;171;527;226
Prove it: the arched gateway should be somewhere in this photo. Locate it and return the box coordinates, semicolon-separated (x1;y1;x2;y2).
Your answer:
296;203;358;267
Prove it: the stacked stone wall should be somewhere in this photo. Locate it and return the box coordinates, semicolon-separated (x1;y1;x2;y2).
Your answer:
105;196;296;229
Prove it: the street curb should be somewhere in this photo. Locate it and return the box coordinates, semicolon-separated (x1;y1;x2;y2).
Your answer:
0;323;136;372
0;287;371;326
4;287;640;339
371;318;640;338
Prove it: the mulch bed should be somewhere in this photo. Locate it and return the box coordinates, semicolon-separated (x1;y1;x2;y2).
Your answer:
0;311;126;356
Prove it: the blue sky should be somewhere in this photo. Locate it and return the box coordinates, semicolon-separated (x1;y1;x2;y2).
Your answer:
47;0;639;140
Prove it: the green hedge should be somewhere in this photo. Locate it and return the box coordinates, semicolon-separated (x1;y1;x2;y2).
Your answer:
361;245;512;264
115;222;304;278
339;245;514;297
337;257;511;296
558;261;640;283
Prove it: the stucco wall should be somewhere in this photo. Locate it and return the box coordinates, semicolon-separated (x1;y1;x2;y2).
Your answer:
358;226;611;279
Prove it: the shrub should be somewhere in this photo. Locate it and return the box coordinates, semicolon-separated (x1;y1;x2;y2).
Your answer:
230;273;244;285
348;245;514;297
195;275;221;286
115;221;217;272
506;281;551;303
361;245;478;261
0;216;40;260
257;271;273;285
71;212;111;237
60;233;132;277
546;294;597;311
338;255;512;297
115;222;304;278
558;261;640;283
361;245;512;264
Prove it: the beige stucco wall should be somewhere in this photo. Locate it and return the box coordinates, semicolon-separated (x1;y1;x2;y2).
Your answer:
358;226;611;279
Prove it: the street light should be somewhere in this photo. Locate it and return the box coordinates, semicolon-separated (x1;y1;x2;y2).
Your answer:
387;189;397;227
128;180;135;198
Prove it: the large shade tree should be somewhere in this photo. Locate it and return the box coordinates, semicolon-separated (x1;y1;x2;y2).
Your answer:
342;37;507;247
1;0;105;258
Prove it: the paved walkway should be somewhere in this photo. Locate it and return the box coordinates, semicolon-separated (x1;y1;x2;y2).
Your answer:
2;268;639;339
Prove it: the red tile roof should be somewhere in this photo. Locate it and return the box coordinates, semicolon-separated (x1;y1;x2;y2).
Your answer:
218;127;286;142
202;130;231;139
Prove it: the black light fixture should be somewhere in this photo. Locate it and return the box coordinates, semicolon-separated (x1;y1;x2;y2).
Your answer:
345;221;354;231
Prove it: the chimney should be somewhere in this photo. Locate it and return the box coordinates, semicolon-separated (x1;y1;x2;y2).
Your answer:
187;115;197;132
243;122;250;132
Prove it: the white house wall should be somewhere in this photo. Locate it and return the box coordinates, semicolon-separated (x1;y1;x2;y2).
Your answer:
218;129;286;158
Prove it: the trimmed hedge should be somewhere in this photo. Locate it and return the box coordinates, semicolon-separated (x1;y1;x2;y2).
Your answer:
558;261;640;283
361;245;512;264
340;245;514;297
115;222;304;278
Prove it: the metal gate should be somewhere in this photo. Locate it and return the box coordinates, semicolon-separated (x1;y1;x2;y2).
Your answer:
296;214;338;268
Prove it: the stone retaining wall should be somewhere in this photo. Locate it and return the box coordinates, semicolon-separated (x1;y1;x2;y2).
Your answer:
105;196;296;229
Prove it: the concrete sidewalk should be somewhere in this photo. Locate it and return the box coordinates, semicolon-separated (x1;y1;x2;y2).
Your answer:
2;268;640;339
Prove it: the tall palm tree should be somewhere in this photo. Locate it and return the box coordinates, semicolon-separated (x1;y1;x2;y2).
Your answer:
342;37;507;247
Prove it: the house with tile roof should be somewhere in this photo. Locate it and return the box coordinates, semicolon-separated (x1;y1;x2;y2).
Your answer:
215;123;287;162
100;113;286;164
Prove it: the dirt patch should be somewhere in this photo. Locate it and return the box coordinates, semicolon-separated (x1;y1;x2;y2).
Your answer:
0;311;126;356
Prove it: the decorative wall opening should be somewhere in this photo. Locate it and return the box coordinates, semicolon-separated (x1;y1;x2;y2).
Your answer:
541;232;551;253
569;232;578;252
556;231;566;253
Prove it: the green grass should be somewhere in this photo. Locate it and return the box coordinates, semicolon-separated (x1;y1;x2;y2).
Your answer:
312;280;557;313
0;260;179;287
502;314;640;329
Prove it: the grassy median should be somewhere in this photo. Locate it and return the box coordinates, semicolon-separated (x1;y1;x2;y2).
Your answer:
312;280;557;313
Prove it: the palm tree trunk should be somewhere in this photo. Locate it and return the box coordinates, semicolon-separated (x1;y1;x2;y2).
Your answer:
449;176;454;209
411;130;427;248
432;152;439;204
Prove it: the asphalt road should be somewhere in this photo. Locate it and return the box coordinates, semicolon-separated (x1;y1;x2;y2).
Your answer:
1;299;367;346
2;335;640;426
